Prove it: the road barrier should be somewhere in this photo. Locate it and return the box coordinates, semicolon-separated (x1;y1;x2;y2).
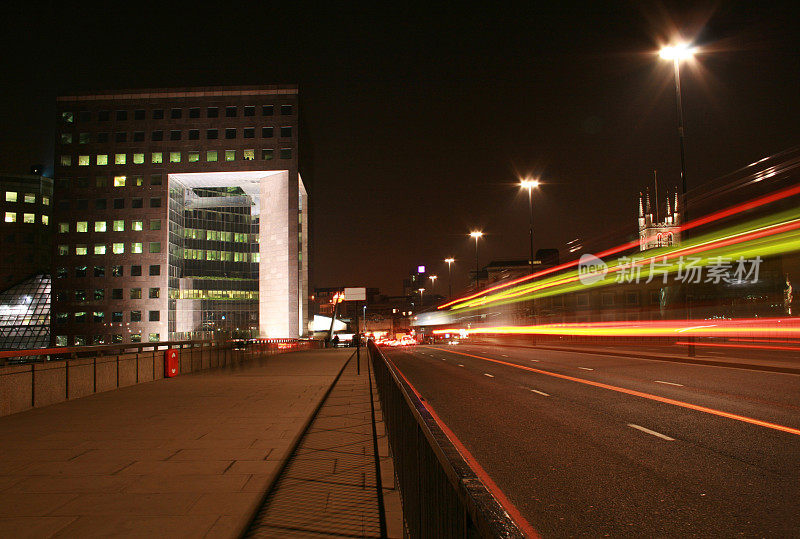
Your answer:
0;339;320;417
368;340;527;538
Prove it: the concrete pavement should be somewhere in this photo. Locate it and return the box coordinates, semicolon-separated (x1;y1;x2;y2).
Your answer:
0;348;364;537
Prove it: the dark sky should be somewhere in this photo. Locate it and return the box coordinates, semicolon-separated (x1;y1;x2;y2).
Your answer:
2;2;798;295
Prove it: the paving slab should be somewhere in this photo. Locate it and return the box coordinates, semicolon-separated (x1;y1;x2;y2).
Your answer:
0;348;352;537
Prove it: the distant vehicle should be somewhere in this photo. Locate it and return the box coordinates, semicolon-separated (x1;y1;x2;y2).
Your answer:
230;339;248;350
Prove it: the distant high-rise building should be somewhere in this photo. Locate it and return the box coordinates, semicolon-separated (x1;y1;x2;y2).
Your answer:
52;85;308;346
638;189;680;251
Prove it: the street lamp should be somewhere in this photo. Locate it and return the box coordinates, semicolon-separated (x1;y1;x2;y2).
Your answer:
418;288;425;308
429;274;437;297
519;178;540;274
660;40;697;357
444;257;454;299
469;231;483;288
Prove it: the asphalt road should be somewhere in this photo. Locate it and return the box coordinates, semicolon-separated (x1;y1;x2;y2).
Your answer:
381;343;800;537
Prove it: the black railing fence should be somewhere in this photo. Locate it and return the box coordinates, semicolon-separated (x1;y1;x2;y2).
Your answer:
368;340;528;538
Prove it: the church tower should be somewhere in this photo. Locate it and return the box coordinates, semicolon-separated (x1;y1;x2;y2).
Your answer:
638;188;681;251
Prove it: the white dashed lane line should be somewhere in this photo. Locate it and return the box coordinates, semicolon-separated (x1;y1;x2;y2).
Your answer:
627;423;675;441
578;367;594;371
458;364;464;367
530;389;550;397
484;373;495;378
654;380;684;387
501;354;509;357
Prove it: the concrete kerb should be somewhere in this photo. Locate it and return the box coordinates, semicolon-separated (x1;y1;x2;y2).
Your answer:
234;349;357;538
472;341;800;375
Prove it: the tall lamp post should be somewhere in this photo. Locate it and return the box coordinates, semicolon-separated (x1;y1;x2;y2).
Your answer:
469;231;483;288
660;41;697;357
519;178;540;274
428;275;437;297
418;288;425;308
444;257;454;299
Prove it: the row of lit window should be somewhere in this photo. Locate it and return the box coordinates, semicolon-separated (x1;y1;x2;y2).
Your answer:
57;175;161;189
59;219;160;233
59;148;290;166
60;105;293;123
56;264;160;279
58;242;161;255
56;310;161;323
183;229;250;242
177;289;258;300
181;249;259;262
56;334;161;346
4;192;50;205
60;126;291;144
4;213;48;225
56;287;160;301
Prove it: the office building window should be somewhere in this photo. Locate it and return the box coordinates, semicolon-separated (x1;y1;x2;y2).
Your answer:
94;244;106;255
132;220;143;231
113;199;124;209
98;111;109;121
131;242;143;253
78;155;90;166
23;193;35;203
261;127;273;138
134;109;145;120
225;106;237;117
170;130;181;141
75;289;87;301
5;192;16;202
280;148;292;159
169;152;181;163
61;133;73;144
113;243;124;254
131;333;142;343
133;153;144;164
189;107;200;118
115;153;126;165
130;310;142;322
153;109;164;119
132;198;143;208
244;105;255;116
280;126;292;137
149;287;160;299
131;265;142;276
75;266;87;278
150;219;161;230
130;288;142;299
281;104;293;115
149;333;160;343
225;150;235;161
111;265;122;277
97;133;109;143
95;265;105;277
95;199;107;210
93;311;104;323
76;221;88;233
149;311;160;322
152;152;163;164
206;150;217;162
42;215;49;225
149;265;161;276
58;222;69;233
94;289;105;301
188;151;199;162
60;155;72;166
149;242;161;253
243;149;255;160
112;288;123;299
78;111;90;122
170;108;182;119
152;130;163;141
133;131;145;142
112;311;123;322
261;149;274;160
61;111;74;123
225;128;236;139
58;244;68;256
23;213;35;224
206;129;218;140
79;133;90;144
76;245;88;255
207;107;218;118
150;198;161;208
94;221;106;232
114;175;126;187
74;336;87;346
4;212;15;223
262;105;273;116
188;129;199;140
96;154;108;166
115;132;127;143
75;312;86;323
116;110;127;121
244;127;255;138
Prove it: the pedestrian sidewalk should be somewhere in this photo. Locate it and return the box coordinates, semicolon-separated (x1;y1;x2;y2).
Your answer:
0;348;356;537
246;350;403;537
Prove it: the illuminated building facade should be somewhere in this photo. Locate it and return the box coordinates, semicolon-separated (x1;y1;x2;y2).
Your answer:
52;86;308;345
638;189;680;251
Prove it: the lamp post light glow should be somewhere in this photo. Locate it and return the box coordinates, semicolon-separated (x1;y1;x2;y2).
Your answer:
660;40;697;357
429;274;437;294
519;178;541;274
444;257;454;299
418;288;425;308
469;231;483;288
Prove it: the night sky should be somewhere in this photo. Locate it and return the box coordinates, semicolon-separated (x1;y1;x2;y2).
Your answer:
2;2;798;295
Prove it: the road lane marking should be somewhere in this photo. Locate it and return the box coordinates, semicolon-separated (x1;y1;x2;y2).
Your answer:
501;354;509;357
578;367;594;371
628;424;675;441
530;389;550;397
530;359;539;362
429;347;800;437
655;380;684;387
382;353;540;538
458;364;464;367
484;373;494;378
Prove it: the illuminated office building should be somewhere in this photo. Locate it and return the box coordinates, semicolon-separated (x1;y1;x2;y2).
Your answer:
52;86;308;345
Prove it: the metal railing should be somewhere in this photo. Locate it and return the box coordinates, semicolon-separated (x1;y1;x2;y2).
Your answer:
368;340;527;538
